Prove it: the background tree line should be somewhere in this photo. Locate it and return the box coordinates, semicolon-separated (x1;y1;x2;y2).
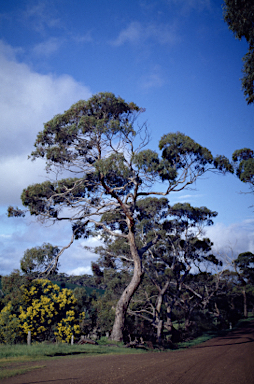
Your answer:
1;240;253;345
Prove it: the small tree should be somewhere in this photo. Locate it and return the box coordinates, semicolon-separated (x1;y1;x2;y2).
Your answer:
20;243;60;276
9;93;233;340
233;252;254;317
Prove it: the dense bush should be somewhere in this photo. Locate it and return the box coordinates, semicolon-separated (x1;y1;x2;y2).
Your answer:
0;279;83;344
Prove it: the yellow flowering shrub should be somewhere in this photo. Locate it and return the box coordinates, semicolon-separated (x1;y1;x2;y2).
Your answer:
0;279;83;343
18;279;82;342
0;302;23;344
55;310;84;343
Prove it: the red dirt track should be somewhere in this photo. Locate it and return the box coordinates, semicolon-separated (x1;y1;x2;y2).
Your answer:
2;321;254;384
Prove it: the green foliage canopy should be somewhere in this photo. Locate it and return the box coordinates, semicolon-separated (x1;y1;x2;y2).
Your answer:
20;243;60;275
223;0;254;104
232;148;254;192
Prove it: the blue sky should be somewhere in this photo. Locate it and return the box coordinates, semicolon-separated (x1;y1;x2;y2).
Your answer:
0;0;253;276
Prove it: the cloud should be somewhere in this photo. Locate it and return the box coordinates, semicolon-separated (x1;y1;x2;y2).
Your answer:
0;39;91;206
32;37;64;56
0;156;47;205
72;32;94;44
111;21;179;47
205;219;254;257
166;0;211;13
0;212;98;276
22;2;61;33
169;193;205;205
68;266;92;275
57;241;98;276
32;35;93;58
140;66;165;89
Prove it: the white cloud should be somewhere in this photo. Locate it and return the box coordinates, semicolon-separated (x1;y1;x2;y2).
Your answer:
32;37;64;56
0;212;98;276
169;193;205;204
178;194;204;201
166;0;211;13
68;266;92;275
22;2;61;33
0;156;47;205
111;21;180;47
205;219;254;257
0;39;92;206
140;66;165;89
72;32;94;44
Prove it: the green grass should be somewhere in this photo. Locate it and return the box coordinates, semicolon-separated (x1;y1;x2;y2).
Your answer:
0;362;45;380
176;315;254;349
234;315;254;326
0;340;148;360
176;333;217;349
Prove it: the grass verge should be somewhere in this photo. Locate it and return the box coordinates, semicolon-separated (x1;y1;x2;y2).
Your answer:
0;341;148;360
0;360;45;380
176;315;254;349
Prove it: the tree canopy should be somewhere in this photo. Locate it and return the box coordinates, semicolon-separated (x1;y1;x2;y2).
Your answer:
232;148;254;193
223;0;254;104
20;243;60;276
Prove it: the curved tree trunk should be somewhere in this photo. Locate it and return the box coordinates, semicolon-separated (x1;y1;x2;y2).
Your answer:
110;262;143;341
110;226;143;341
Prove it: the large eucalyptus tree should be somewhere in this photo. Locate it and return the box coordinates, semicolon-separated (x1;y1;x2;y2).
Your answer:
9;92;233;340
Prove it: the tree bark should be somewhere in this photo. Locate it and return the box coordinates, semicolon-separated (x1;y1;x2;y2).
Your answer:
156;320;163;345
110;225;143;341
27;331;31;345
243;287;248;318
154;281;169;343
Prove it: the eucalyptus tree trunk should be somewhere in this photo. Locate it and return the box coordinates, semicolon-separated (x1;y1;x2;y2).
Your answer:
110;219;144;341
110;214;161;341
110;229;143;341
156;320;163;345
154;281;169;344
243;287;248;318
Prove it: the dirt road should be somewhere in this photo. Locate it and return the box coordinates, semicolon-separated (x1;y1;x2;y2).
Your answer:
2;321;254;384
